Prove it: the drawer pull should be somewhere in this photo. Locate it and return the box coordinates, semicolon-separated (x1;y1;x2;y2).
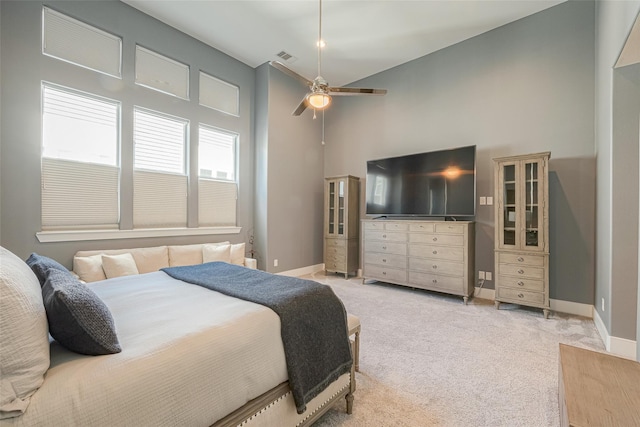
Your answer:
433;237;438;242
432;279;438;283
382;271;387;275
517;281;525;286
518;269;524;274
382;234;387;238
517;257;524;262
518;293;524;298
432;251;438;255
432;265;437;269
382;259;387;263
382;246;387;250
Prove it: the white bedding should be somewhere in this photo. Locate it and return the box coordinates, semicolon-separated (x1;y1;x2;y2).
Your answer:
5;271;289;427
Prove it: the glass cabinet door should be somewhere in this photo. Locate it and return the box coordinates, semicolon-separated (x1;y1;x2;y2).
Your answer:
501;164;517;248
338;180;345;235
328;181;335;235
523;160;543;250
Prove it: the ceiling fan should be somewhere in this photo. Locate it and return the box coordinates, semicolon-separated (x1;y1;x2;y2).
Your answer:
270;0;387;117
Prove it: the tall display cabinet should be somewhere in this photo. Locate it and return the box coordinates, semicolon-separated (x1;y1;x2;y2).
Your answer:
324;175;360;278
494;152;551;318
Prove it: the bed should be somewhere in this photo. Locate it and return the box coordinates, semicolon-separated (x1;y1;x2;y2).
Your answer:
0;247;355;426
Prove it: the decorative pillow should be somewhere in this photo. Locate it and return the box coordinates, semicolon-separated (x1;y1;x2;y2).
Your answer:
73;254;107;283
101;253;139;279
202;243;232;263
0;247;50;419
42;269;121;356
25;253;69;286
169;242;230;266
230;243;246;266
129;246;169;273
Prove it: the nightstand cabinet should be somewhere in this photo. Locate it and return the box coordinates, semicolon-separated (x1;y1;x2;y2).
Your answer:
493;152;550;318
324;176;360;278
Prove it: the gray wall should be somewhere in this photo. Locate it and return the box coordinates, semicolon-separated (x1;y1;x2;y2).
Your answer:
595;0;640;342
0;1;255;267
254;64;324;273
324;1;596;304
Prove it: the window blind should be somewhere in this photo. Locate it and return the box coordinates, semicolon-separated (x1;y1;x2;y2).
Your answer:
133;108;188;228
198;125;236;181
42;158;119;230
199;71;239;116
198;179;237;227
135;45;189;100
43;7;122;78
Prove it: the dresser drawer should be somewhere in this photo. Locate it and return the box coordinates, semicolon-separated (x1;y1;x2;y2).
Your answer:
365;230;407;242
498;263;544;280
410;233;463;246
409;222;435;233
409;244;464;262
363;221;408;231
364;252;406;269
364;264;407;283
325;259;347;272
498;252;544;267
497;276;544;292
409;258;464;277
408;271;464;293
325;238;346;249
364;241;407;255
496;287;545;305
435;223;465;234
325;246;346;258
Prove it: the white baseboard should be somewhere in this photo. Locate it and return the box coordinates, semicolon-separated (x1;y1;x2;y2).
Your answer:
592;309;637;360
473;288;594;318
277;263;325;277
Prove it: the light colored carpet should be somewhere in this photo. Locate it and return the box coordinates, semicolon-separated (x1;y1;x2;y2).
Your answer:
307;273;605;427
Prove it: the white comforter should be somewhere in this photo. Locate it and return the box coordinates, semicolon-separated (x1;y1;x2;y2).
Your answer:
6;271;288;427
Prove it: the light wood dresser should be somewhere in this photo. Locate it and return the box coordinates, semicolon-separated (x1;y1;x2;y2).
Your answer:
559;344;640;426
494;152;550;318
362;219;475;304
324;176;360;278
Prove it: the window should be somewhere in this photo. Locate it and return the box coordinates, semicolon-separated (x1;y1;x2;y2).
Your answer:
41;83;120;230
199;71;239;116
198;125;237;226
43;7;122;78
135;46;189;100
133;108;188;228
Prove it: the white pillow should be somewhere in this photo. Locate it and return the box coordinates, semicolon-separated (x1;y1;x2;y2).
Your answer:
73;254;107;283
168;242;230;266
129;246;169;273
202;243;231;263
230;243;246;266
0;247;50;419
101;253;139;279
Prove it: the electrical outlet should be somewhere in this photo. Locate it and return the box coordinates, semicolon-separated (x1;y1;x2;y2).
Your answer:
478;271;485;280
486;196;493;205
479;197;486;205
601;297;605;312
485;271;492;281
274;259;278;267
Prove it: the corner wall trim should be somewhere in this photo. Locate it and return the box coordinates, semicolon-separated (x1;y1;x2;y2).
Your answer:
593;308;637;360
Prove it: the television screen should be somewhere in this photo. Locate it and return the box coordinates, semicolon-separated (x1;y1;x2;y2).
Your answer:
366;145;476;217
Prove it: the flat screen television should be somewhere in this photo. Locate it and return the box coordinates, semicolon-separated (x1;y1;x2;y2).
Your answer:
366;145;476;218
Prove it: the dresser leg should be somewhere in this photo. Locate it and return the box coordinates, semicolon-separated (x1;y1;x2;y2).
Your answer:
463;296;468;305
543;308;550;319
494;301;500;310
345;273;348;279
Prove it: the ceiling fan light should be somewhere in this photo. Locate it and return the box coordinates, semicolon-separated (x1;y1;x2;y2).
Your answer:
307;92;331;109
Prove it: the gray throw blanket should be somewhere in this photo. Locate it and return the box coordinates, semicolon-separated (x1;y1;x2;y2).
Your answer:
161;262;352;414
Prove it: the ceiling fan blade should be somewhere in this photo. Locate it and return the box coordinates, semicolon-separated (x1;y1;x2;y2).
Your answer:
269;61;313;87
328;87;387;96
292;95;309;116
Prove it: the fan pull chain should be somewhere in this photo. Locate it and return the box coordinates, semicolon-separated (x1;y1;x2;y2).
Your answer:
321;109;325;145
313;108;317;120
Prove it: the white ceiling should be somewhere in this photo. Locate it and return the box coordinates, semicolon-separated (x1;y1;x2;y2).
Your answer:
122;0;565;87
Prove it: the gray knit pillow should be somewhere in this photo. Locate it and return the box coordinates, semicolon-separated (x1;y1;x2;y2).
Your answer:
26;253;69;287
42;269;121;355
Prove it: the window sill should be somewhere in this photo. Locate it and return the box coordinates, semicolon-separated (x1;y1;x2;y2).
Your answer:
36;226;242;243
